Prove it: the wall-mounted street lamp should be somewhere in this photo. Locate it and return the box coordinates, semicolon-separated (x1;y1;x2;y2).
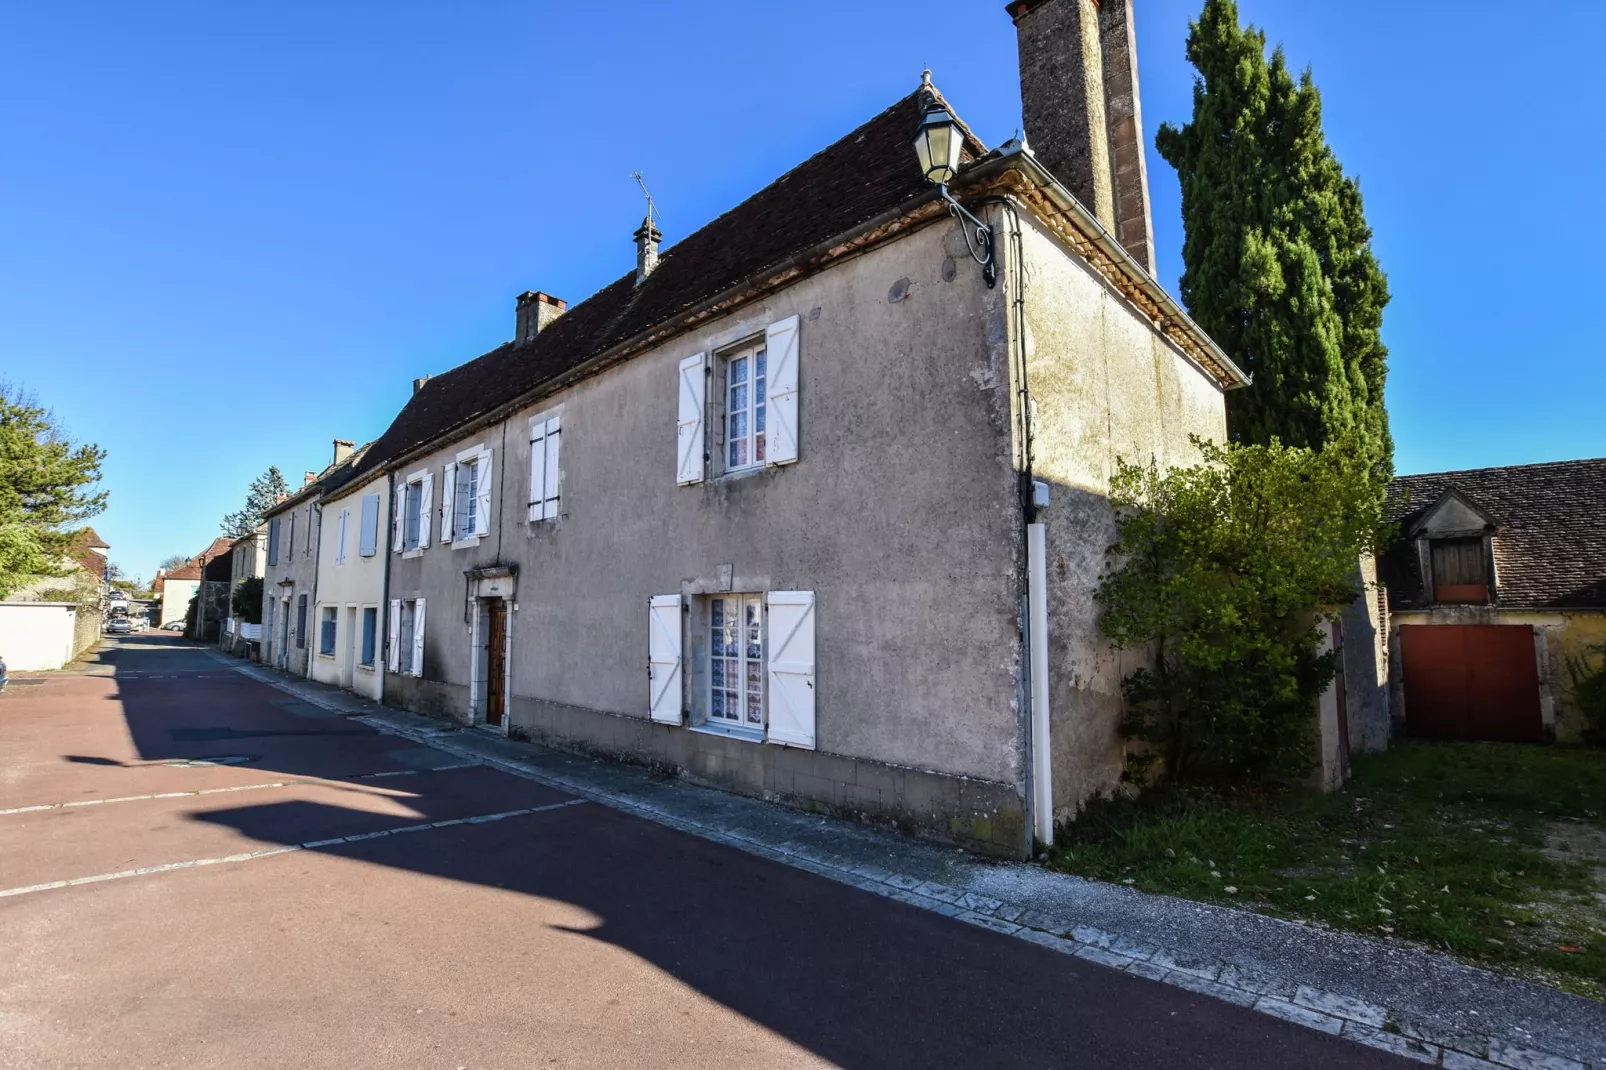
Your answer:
913;104;997;288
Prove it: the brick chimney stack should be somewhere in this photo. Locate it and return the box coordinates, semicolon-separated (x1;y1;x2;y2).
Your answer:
515;290;567;345
1008;0;1156;273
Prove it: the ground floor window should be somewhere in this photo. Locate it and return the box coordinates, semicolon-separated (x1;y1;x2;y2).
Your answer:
710;594;763;729
319;606;337;656
360;607;377;666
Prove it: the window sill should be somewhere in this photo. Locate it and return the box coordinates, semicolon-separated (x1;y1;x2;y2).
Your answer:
401;548;425;560
358;663;376;672
689;721;766;745
712;464;769;486
452;537;483;550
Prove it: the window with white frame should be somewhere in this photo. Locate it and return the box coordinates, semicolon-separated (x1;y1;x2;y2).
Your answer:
710;594;764;728
395;470;432;553
722;340;767;472
677;315;800;486
455;457;480;536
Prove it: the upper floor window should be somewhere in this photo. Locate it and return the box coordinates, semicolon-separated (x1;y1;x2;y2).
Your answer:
443;445;493;544
1431;537;1489;603
528;414;561;522
394;470;433;554
724;341;767;472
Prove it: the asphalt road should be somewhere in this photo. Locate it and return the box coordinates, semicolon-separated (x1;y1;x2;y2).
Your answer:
0;634;1415;1068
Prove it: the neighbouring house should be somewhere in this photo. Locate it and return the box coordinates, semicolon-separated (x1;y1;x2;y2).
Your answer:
155;537;235;635
220;527;268;656
326;1;1287;859
309;447;387;701
1380;458;1606;744
6;527;113;657
261;441;366;677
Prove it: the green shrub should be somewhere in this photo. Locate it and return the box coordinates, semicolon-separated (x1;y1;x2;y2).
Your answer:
1566;643;1606;747
1098;435;1389;784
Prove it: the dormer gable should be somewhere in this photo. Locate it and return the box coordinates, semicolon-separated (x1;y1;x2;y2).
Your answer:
1409;488;1497;540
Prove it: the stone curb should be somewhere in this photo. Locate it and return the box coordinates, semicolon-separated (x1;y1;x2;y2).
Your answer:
219;657;1596;1070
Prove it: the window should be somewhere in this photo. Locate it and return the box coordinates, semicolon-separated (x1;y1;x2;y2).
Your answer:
335;509;349;565
677;315;799;486
389;597;426;676
1432;537;1489;603
396;471;432;552
319;606;337;656
295;594;307;649
528;414;561;522
288;513;296;559
710;594;764;728
267;517;281;566
723;341;768;472
456;457;480;537
360;607;377;666
358;494;380;557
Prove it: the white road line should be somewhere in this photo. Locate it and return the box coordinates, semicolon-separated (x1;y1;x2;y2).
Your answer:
0;799;586;899
0;762;482;818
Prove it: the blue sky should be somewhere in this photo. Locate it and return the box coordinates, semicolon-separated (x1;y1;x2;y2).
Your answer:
2;1;1602;580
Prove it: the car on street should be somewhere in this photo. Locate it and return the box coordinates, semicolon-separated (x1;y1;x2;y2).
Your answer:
162;620;185;632
0;653;7;694
105;619;132;635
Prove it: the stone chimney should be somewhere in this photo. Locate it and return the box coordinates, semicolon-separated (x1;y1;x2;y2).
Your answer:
412;376;431;395
634;217;662;286
332;439;355;466
515;290;567;344
1008;0;1156;273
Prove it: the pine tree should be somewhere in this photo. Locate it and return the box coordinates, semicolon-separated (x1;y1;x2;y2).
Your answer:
1156;0;1392;474
0;384;107;597
221;467;290;538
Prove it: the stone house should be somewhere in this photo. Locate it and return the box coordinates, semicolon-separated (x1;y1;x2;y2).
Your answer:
260;441;364;675
335;1;1259;858
1380;458;1606;743
220;529;267;655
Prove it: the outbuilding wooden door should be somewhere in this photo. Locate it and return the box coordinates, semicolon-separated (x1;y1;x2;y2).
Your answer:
485;600;507;728
1399;625;1542;742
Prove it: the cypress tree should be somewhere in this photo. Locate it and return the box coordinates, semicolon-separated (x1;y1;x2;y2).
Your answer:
1156;0;1392;474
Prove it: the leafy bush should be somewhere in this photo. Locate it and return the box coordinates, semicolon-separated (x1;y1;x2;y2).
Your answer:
231;576;263;625
1098;435;1388;784
1566;644;1606;747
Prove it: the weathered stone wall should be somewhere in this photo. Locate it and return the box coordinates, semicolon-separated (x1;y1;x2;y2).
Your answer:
1012;0;1115;228
1012;209;1230;822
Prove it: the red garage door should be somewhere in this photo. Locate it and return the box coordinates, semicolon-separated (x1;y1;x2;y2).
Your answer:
1399;625;1543;742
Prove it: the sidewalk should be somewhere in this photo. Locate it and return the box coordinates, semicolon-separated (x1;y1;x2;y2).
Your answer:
222;656;1606;1070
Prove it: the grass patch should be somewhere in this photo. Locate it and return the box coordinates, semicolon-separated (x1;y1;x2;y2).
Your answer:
1045;742;1606;998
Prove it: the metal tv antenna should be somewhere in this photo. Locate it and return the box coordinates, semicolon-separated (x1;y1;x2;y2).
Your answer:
631;171;663;228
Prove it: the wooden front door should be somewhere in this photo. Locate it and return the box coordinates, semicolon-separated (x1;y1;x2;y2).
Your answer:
485;599;507;727
1400;625;1543;742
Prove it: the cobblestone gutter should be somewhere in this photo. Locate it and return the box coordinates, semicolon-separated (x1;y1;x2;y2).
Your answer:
222;656;1606;1070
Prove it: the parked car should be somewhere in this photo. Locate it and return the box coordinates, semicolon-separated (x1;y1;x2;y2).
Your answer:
0;654;7;694
162;620;185;632
105;618;132;635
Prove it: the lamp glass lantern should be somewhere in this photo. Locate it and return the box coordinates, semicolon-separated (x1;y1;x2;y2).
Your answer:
913;107;962;186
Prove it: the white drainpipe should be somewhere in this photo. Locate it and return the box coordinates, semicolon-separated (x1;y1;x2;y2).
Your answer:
1027;517;1053;848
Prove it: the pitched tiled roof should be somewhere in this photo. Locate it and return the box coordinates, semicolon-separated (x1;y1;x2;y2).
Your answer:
351;86;982;481
1380;458;1606;610
263;442;372;517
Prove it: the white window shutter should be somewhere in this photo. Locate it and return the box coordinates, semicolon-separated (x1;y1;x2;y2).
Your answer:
419;471;434;547
336;510;349;564
542;416;561;520
411;598;426;677
475;449;494;536
527;419;546;522
765;315;800;466
441;462;457;542
391;495;403;552
360;494;379;557
387;599;401;671
648;594;683;724
677;352;707;485
765;590;815;749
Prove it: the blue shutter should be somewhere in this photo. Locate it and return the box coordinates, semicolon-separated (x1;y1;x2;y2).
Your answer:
267;517;281;566
361;607;377;665
359;494;380;557
295;595;307;649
